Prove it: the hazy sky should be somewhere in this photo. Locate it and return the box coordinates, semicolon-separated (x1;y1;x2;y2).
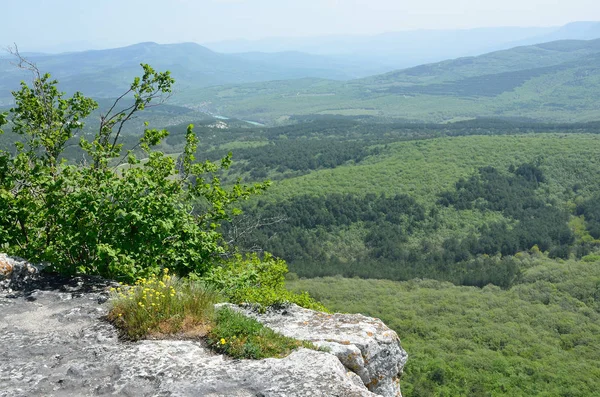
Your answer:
2;0;600;52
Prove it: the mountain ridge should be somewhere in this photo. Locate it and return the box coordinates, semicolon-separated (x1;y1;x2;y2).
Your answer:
169;38;600;123
204;21;600;70
3;37;600;123
0;42;364;104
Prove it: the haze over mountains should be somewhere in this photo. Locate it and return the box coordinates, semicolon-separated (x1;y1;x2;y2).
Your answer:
205;21;600;70
0;42;366;104
1;21;600;123
173;38;600;123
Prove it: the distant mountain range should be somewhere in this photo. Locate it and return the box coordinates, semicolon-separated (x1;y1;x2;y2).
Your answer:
0;42;369;105
171;38;600;123
205;21;600;70
363;39;600;86
2;21;600;107
2;27;600;124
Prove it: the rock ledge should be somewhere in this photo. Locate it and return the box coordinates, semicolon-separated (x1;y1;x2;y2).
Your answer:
1;255;407;396
225;303;408;396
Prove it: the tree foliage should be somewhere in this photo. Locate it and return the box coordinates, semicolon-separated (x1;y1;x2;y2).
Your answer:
230;163;583;288
288;254;600;397
0;62;268;282
577;194;600;239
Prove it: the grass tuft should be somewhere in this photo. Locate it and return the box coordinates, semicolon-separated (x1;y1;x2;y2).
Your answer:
207;307;316;359
107;269;216;340
107;271;318;360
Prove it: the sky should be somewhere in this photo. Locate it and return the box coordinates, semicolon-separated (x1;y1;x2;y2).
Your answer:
2;0;600;52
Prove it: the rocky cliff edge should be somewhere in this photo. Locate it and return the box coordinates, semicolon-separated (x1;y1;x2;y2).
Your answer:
0;254;407;397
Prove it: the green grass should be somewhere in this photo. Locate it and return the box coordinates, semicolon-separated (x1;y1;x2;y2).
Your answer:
107;270;216;340
207;307;316;359
287;255;600;396
107;270;318;360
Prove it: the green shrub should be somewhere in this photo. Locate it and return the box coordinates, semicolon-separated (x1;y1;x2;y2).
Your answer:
0;63;268;282
207;307;315;359
581;254;600;263
203;253;327;312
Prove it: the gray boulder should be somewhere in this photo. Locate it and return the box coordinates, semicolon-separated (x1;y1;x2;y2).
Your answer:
224;304;408;397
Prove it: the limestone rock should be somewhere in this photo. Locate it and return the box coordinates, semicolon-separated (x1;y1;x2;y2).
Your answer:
0;291;376;396
0;253;42;292
0;255;384;397
224;303;408;396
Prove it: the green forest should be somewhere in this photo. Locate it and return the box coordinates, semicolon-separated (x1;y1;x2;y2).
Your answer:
198;120;600;396
75;112;600;396
287;256;600;397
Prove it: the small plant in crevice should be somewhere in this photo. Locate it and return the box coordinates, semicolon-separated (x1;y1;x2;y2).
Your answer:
206;307;316;359
106;269;216;340
107;272;319;360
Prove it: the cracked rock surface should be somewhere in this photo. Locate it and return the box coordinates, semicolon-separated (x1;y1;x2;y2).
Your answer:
225;304;408;396
1;255;405;396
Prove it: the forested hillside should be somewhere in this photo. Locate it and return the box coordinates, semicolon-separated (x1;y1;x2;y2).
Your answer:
174;39;600;123
287;256;600;396
214;132;599;287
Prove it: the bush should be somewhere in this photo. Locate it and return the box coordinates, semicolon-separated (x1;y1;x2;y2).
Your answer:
204;253;327;311
581;254;600;263
0;62;268;282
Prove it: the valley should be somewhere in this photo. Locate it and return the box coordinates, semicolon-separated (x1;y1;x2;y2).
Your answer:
2;23;600;396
